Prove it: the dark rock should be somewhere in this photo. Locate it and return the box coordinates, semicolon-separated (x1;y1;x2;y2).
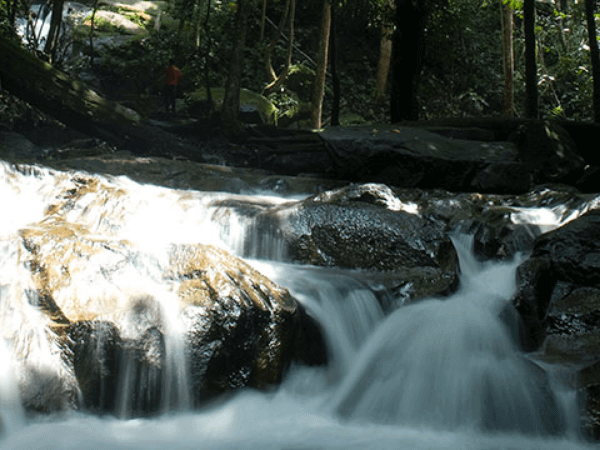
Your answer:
511;257;556;350
470;207;540;260
219;183;461;305
511;210;600;440
169;244;321;404
66;320;122;413
533;210;600;287
510;120;585;184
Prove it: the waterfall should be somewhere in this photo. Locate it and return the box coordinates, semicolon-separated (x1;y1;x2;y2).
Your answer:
0;160;597;450
0;339;25;435
327;235;563;434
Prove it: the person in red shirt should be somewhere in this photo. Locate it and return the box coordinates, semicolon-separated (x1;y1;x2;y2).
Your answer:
164;59;182;114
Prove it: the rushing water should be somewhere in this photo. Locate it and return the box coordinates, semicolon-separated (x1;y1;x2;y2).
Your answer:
0;161;597;449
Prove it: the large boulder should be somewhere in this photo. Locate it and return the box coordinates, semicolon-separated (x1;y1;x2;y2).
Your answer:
511;209;600;439
288;121;584;194
212;183;460;308
17;214;325;415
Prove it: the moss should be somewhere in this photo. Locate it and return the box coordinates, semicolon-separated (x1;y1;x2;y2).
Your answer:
187;88;277;125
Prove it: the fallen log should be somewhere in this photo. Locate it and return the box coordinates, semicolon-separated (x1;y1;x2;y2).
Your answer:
0;37;205;160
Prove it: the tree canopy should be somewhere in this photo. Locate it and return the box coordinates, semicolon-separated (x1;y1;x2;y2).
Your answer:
2;0;600;128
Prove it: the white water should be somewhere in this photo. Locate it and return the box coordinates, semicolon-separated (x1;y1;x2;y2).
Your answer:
0;161;597;449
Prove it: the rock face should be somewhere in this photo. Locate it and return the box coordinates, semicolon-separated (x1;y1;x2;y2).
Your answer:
511;210;600;439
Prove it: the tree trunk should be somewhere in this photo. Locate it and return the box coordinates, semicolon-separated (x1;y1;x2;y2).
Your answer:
43;0;64;62
260;0;267;41
389;0;429;122
329;2;340;126
89;0;99;66
264;0;291;84
8;0;20;30
501;0;514;116
523;0;538;118
310;0;331;130
220;0;250;136
374;0;394;103
585;0;600;123
203;0;213;115
263;0;295;96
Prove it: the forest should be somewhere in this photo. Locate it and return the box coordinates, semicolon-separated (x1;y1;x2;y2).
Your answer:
1;0;600;134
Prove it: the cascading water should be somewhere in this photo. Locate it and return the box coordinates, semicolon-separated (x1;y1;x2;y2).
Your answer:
327;235;562;434
0;160;597;449
0;339;24;435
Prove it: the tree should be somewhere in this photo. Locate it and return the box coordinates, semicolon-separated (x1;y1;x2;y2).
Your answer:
221;0;250;135
310;0;331;129
88;0;100;66
202;0;213;115
501;0;514;116
262;0;296;96
523;0;538;118
390;0;434;122
375;0;394;103
329;2;340;126
584;0;600;122
43;0;64;62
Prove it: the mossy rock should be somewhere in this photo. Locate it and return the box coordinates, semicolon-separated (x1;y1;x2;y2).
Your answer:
187;88;277;125
99;0;168;16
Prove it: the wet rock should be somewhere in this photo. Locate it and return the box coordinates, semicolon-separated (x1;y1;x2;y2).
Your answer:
65;320;122;413
169;243;325;403
470;207;540;261
533;210;600;287
19;215;325;413
220;183;460;305
579;362;600;440
511;210;600;439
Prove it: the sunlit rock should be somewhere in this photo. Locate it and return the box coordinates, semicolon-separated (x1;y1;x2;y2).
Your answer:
168;243;324;402
18;217;325;413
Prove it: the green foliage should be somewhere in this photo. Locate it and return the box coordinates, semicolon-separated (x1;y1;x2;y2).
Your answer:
6;0;597;125
419;0;503;118
415;0;598;121
93;29;180;99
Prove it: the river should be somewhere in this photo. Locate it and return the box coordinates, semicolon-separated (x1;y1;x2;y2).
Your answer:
0;160;596;449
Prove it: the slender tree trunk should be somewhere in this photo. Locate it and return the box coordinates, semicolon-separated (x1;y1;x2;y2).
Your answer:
221;0;250;136
585;0;600;123
44;0;64;62
329;2;340;126
524;0;538;118
374;0;394;103
310;0;331;130
260;0;267;41
263;0;295;96
26;11;40;50
389;0;429;122
203;0;213;115
264;0;290;84
177;16;187;41
8;0;19;29
501;0;514;116
89;0;99;66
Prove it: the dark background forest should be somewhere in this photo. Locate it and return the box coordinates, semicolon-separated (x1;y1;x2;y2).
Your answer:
1;0;600;134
